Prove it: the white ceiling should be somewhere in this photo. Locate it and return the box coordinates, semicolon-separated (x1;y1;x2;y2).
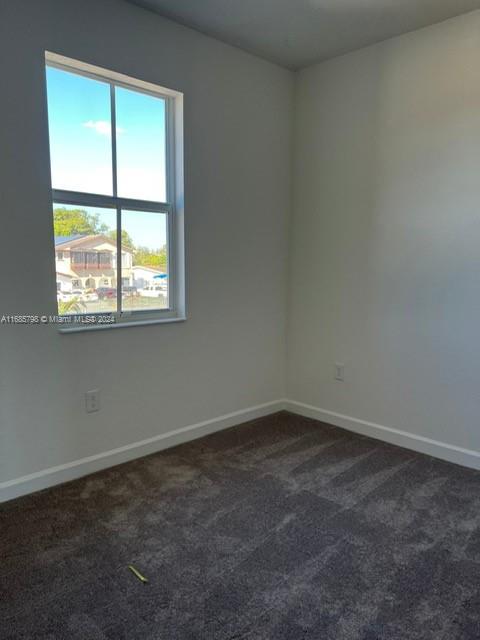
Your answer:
128;0;480;69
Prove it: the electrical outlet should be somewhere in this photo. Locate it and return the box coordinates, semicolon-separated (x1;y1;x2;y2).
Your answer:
334;363;345;382
85;389;101;413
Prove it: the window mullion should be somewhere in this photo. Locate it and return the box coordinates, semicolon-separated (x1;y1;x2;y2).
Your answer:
111;84;123;315
167;209;174;312
51;189;171;213
116;205;122;315
110;84;118;197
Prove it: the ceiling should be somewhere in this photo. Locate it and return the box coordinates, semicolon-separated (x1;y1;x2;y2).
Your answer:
128;0;480;69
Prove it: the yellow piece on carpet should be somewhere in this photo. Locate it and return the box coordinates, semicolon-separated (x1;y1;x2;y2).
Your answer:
128;565;148;583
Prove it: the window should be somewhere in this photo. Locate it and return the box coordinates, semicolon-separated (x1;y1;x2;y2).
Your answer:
45;52;184;328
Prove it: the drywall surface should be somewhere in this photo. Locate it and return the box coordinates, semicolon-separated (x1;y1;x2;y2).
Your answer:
0;0;292;485
288;11;480;452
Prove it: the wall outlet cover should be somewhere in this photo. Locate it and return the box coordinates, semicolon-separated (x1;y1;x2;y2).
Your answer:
335;363;345;381
85;389;101;413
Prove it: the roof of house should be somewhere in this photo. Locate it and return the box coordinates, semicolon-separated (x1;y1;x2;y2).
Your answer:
55;235;85;246
55;234;133;253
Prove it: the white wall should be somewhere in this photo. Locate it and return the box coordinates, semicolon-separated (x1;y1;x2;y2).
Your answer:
288;11;480;455
0;0;292;490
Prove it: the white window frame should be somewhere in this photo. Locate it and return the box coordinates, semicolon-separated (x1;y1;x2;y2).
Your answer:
45;52;185;332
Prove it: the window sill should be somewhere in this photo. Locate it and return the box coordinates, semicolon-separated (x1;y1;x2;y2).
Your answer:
59;315;186;334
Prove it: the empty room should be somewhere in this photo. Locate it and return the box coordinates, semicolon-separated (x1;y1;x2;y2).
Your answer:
2;0;480;637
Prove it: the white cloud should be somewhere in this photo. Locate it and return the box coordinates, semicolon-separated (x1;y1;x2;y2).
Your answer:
83;120;125;136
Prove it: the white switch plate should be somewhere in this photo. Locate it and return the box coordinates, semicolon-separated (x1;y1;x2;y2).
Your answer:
85;389;101;413
334;363;345;381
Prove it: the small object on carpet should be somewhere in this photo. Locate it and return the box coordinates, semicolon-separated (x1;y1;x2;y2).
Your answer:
128;565;148;583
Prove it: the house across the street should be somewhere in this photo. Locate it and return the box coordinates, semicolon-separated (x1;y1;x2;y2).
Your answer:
55;234;133;292
131;265;165;289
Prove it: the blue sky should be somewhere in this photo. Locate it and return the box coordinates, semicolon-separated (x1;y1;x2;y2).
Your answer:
47;66;167;250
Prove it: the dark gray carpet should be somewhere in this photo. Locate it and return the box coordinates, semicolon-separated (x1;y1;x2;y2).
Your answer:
2;411;480;639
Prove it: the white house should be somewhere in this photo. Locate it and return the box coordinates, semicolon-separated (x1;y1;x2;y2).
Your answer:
55;234;133;292
132;265;166;289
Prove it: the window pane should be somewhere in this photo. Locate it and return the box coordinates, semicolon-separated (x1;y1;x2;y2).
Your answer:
116;87;166;202
46;67;113;195
121;210;168;311
53;204;118;315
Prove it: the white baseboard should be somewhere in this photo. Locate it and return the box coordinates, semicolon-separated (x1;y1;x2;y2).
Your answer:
5;397;479;503
0;399;287;503
286;399;480;471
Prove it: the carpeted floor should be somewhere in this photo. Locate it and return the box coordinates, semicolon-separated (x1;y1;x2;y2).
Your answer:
3;411;480;639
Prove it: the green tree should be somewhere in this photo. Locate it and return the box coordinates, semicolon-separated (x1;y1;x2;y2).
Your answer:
53;208;109;237
107;229;135;251
133;245;167;271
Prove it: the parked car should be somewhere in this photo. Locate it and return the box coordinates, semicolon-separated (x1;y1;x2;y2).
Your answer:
96;287;117;300
139;284;167;298
57;291;74;302
69;289;99;302
123;286;139;297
